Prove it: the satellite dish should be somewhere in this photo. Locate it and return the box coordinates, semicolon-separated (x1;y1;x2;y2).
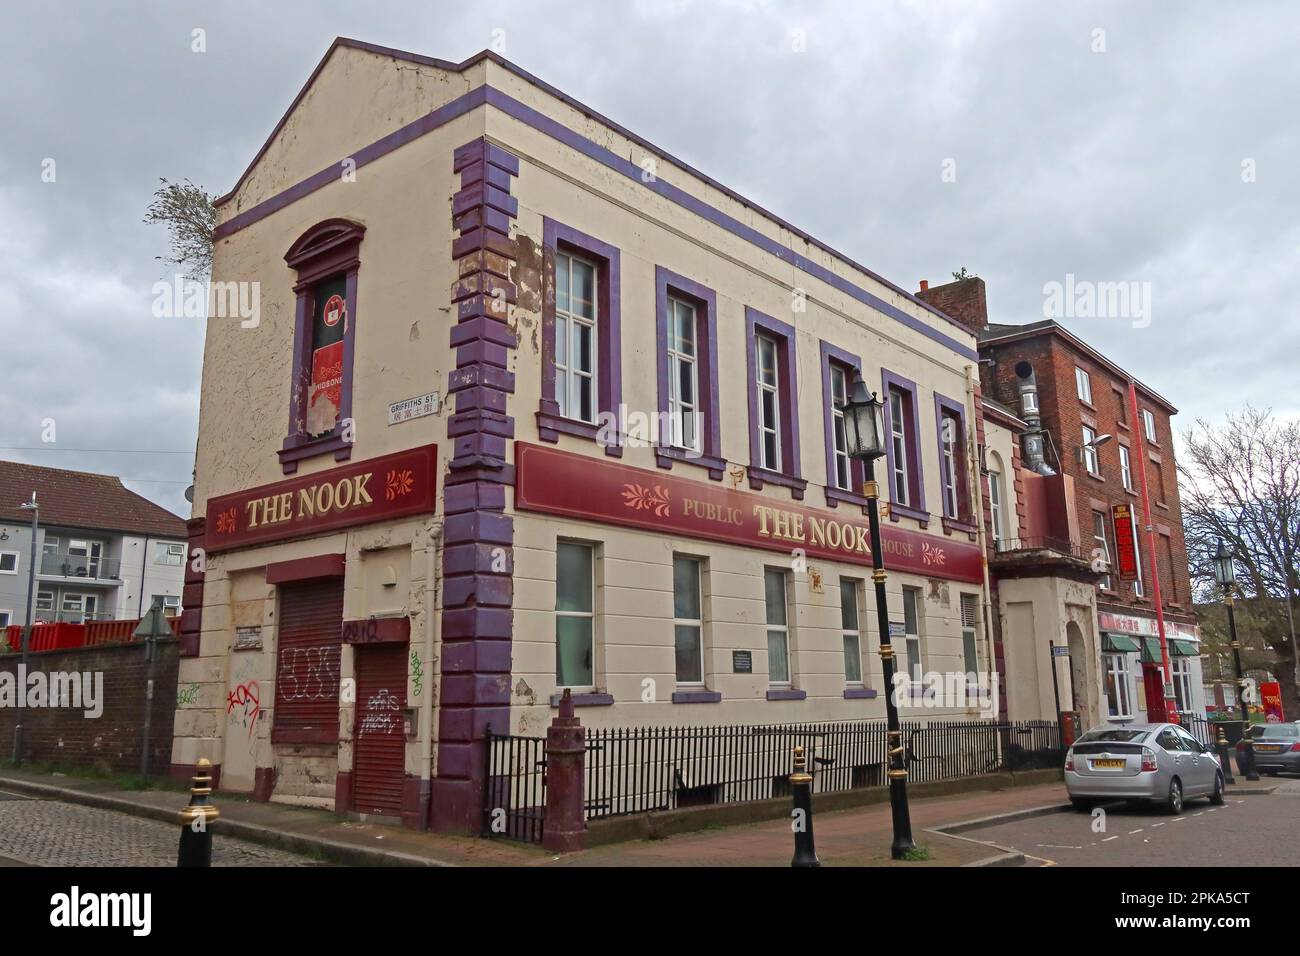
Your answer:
184;484;194;503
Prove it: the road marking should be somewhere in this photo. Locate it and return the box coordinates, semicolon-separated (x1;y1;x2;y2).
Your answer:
1172;816;1187;822
1038;844;1083;850
1151;822;1165;827
1207;808;1218;812
1102;835;1119;842
1128;829;1144;834
1192;811;1204;817
1023;854;1058;867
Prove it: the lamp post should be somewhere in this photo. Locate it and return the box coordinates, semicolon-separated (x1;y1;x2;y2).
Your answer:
841;372;915;859
11;492;39;765
1213;538;1258;781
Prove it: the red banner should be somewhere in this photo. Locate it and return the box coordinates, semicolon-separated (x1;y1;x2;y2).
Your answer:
1111;502;1139;581
514;442;984;583
1261;681;1285;722
206;444;438;552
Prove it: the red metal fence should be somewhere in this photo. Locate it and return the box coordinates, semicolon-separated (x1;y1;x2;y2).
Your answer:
2;616;181;653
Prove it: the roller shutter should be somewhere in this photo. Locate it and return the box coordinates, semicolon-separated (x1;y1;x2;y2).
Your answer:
272;579;343;743
352;643;407;816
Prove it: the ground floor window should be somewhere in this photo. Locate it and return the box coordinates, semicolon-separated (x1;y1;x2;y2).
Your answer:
556;541;596;688
673;556;704;684
840;578;863;684
960;593;980;676
1103;652;1133;717
765;568;790;684
902;587;923;685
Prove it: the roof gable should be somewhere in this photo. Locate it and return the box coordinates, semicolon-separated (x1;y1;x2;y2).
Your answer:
0;461;186;538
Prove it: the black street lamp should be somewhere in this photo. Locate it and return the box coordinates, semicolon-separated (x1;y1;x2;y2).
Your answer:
1213;538;1259;782
841;371;916;859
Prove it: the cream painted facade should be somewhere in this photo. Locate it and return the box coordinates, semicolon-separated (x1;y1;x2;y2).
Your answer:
177;39;1041;831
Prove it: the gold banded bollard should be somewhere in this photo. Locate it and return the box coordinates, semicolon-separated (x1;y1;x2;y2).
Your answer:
789;745;820;868
177;758;220;868
1215;725;1236;786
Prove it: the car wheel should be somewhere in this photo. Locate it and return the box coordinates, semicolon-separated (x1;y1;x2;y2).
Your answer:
1070;798;1091;813
1166;778;1184;815
1210;772;1225;806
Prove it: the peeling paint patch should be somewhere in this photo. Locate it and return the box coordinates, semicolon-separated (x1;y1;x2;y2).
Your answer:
409;321;420;341
511;234;543;315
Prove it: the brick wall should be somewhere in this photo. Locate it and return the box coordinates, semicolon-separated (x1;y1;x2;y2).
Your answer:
980;331;1194;626
0;639;179;773
917;277;988;336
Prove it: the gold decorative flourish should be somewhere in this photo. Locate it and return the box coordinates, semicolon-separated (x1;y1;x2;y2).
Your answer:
921;542;946;567
621;482;671;518
215;507;237;535
386;468;414;501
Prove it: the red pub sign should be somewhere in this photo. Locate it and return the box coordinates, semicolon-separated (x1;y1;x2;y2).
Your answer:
205;444;438;552
514;442;983;583
1111;501;1139;581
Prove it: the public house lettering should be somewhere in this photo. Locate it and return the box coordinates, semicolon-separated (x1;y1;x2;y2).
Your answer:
753;505;874;558
244;473;375;529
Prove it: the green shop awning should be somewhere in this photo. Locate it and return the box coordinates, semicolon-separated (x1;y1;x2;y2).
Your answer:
1139;636;1199;663
1103;634;1142;653
1170;639;1199;658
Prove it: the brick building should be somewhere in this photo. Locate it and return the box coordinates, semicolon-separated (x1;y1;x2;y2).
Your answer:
920;277;1204;726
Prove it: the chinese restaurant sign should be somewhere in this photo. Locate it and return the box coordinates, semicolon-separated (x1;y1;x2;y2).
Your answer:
1110;502;1139;582
206;444;438;552
1261;681;1285;722
514;443;983;583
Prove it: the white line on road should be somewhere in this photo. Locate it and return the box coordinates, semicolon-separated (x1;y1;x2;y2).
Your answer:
1172;816;1187;822
1102;835;1119;842
1038;844;1083;850
1151;822;1165;827
1128;829;1144;834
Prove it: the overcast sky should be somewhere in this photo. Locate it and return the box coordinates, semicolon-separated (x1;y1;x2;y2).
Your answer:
1;1;1295;517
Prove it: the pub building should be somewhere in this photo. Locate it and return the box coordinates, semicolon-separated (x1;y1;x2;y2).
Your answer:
178;38;1064;833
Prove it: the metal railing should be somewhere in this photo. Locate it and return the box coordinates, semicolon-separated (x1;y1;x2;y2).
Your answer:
1177;711;1214;747
993;535;1089;560
38;552;121;580
483;717;1063;844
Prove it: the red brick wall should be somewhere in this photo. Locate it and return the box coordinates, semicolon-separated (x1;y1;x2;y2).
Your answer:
980;332;1194;626
917;277;988;336
0;640;179;773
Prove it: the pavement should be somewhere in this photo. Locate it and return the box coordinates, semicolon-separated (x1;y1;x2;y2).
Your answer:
0;765;1071;867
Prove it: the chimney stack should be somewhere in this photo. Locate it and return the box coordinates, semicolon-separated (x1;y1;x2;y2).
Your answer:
919;280;929;292
915;274;988;336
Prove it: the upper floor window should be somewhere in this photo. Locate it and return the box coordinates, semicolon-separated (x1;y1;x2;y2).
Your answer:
1132;533;1145;598
882;371;926;521
280;219;365;474
1092;510;1112;589
1142;409;1158;442
1082;426;1100;475
654;268;723;477
154;542;185;566
1119;444;1133;491
988;459;1005;544
755;334;782;470
745;309;805;497
539;219;623;455
1075;367;1092;404
820;342;865;503
151;594;182;617
0;552;16;574
935;394;970;523
555;251;598;423
830;365;850;489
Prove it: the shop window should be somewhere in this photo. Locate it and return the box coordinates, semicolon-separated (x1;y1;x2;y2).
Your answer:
280;219;365;474
1104;652;1133;717
673;556;705;685
556;541;596;688
1171;657;1194;712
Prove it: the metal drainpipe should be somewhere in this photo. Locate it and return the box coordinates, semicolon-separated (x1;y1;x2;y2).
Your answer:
137;535;150;618
965;364;999;715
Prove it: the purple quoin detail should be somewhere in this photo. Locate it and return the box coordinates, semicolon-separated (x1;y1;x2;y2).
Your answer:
431;138;520;835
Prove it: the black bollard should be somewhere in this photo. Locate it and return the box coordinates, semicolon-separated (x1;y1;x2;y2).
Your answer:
177;758;220;867
1215;725;1236;785
789;744;820;868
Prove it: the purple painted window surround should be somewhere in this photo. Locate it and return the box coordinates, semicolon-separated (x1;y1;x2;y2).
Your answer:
279;219;365;474
538;218;623;457
843;687;879;700
819;340;868;511
548;692;614;708
671;689;723;704
765;688;808;701
880;368;929;528
654;266;725;480
934;391;977;534
745;307;806;499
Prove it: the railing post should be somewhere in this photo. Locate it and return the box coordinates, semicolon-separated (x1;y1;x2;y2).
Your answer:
542;688;586;853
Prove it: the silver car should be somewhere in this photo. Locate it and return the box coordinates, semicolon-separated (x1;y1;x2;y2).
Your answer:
1064;722;1224;814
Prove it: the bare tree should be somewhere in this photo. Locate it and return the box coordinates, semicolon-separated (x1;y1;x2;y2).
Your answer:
1179;405;1300;717
144;178;215;277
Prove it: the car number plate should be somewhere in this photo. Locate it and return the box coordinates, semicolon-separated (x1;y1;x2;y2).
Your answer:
1255;744;1282;753
1092;758;1125;769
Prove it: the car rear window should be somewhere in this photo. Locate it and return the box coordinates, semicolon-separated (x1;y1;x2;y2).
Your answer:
1254;724;1300;738
1077;729;1149;743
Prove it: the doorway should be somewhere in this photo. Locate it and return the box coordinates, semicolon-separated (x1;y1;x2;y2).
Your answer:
352;643;408;817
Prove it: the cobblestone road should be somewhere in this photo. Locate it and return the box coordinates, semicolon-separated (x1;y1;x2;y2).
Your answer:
0;791;318;867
